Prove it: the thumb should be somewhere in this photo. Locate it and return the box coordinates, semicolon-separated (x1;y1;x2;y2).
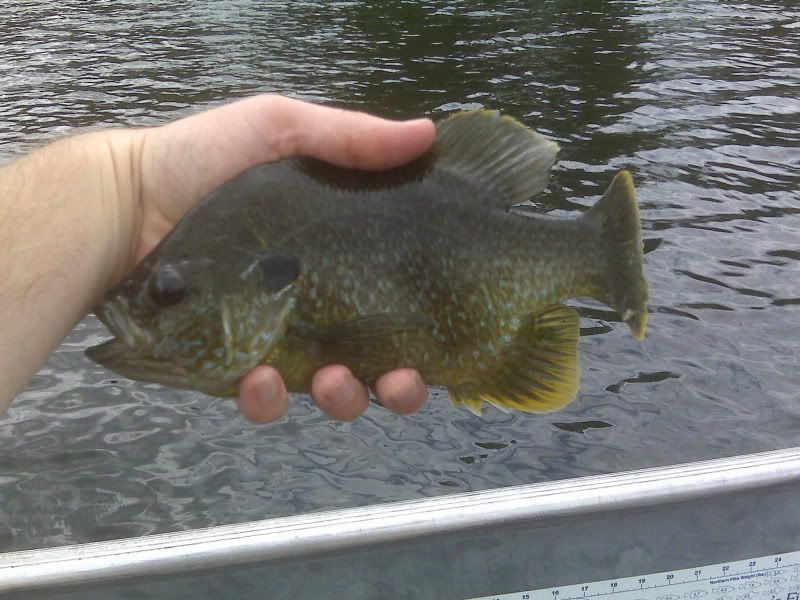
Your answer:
142;95;435;223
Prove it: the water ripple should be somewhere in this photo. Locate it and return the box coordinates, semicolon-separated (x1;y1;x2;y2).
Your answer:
1;0;799;553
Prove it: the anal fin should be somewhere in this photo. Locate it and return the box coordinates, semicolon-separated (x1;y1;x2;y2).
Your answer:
449;305;580;415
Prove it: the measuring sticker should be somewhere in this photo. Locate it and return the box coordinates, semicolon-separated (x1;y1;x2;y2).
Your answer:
467;550;800;600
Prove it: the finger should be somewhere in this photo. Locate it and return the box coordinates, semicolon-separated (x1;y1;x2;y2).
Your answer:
235;365;289;423
311;365;370;421
374;369;428;415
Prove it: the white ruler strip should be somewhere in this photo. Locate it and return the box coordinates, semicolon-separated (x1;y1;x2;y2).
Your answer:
467;550;800;600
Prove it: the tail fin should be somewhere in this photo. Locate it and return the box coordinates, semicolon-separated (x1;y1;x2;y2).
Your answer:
583;170;649;340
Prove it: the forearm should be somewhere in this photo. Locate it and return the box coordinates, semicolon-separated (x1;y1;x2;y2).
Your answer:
0;132;136;411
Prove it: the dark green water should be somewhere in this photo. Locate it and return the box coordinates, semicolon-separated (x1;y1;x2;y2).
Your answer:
0;0;798;552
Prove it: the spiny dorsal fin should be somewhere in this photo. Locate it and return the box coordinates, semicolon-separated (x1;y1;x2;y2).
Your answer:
449;304;580;416
433;110;560;207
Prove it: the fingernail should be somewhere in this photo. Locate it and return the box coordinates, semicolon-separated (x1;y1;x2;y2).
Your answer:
403;117;432;125
337;375;358;407
255;375;279;403
413;371;425;389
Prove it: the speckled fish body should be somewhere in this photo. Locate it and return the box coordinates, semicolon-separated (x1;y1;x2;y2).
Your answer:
87;110;648;415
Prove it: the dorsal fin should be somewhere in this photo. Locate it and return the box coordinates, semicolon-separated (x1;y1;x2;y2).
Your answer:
433;109;560;207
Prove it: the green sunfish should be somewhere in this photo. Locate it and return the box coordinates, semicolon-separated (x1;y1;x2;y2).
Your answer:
86;110;649;415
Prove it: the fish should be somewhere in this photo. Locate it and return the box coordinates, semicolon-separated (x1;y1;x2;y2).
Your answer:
86;109;649;415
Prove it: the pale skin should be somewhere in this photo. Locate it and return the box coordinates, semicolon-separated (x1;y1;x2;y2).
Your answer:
0;95;435;422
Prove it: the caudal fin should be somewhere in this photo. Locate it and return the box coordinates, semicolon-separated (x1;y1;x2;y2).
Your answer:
584;170;649;340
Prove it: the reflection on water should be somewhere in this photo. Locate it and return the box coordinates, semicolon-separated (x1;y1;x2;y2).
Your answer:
0;0;799;552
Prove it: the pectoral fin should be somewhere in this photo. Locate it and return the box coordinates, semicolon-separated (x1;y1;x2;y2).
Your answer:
311;313;433;380
450;305;580;416
318;313;432;344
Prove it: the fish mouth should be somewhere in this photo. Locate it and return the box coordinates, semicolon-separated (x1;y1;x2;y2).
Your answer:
85;335;163;384
87;289;295;396
91;297;145;350
87;299;176;385
87;297;142;369
85;336;130;367
86;336;237;396
87;298;240;396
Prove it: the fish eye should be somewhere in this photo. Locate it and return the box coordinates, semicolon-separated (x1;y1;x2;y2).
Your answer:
148;264;187;307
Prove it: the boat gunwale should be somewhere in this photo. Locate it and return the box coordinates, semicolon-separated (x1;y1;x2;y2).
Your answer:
1;447;799;592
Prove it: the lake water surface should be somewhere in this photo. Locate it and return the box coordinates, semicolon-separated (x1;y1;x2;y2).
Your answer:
0;0;798;552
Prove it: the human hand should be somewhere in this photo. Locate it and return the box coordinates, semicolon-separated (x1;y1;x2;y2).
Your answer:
104;95;435;422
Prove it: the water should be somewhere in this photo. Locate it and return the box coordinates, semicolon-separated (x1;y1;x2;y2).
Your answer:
0;0;798;553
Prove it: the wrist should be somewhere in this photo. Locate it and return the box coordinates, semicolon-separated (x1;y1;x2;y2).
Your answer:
94;128;147;288
0;130;142;408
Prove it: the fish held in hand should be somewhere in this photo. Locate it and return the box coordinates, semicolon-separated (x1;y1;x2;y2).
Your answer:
86;110;649;415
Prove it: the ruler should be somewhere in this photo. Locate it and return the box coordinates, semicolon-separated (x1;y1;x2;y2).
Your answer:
467;550;800;600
